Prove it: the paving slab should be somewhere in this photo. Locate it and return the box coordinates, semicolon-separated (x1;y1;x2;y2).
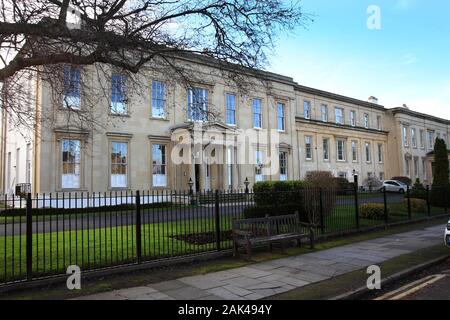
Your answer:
76;223;444;300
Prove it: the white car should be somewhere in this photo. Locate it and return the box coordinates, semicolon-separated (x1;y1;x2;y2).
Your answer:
379;180;408;193
445;220;450;248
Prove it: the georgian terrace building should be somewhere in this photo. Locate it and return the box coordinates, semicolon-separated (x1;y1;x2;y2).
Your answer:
1;55;449;195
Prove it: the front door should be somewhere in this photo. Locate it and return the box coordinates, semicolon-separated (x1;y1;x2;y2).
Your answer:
195;164;201;192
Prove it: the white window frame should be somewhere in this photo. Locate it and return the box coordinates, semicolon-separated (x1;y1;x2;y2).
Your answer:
350;110;356;127
277;102;285;131
226;93;236;126
61;139;81;189
305;136;313;160
351;140;358;162
420;130;425;149
304;101;311;119
321;104;328;122
336;139;346;161
377;143;383;163
110;141;128;189
403;126;409;147
253;98;262;129
323;138;329;161
365;142;371;163
428;131;434;150
279;151;288;181
335;107;344;125
152;144;167;187
63;65;81;109
188;87;208;122
364;113;369;129
111;73;127;114
411;128;417;148
152;80;166;118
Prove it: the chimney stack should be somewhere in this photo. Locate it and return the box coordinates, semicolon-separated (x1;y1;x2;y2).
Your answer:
368;96;378;104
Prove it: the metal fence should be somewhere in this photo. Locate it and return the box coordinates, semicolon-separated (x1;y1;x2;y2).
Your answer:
0;185;448;286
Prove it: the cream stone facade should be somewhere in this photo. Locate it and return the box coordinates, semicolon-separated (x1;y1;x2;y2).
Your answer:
1;56;449;195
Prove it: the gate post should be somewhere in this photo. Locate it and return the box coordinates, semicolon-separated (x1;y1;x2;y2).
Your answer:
26;193;33;281
135;190;142;264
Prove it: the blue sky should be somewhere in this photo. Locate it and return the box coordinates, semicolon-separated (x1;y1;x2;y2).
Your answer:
268;0;450;118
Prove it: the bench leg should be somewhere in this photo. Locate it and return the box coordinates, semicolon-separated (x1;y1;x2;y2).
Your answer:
233;241;239;257
246;243;252;261
309;229;315;249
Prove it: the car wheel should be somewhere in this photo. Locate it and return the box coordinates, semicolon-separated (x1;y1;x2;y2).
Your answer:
399;188;405;194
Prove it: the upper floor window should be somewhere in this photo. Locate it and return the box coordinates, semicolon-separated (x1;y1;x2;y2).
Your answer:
304;101;311;119
377;115;382;130
253;98;262;129
111;73;127;114
403;126;409;147
152;80;166;118
420;130;425;149
277;102;285;131
305;136;313;160
323;138;329;161
365;142;371;163
111;141;128;188
321;105;328;122
152;144;167;187
364;113;369;129
188;87;208;121
335;107;344;125
350;110;356;126
226;93;236;126
411;128;417;148
63;65;81;109
337;139;346;161
61;139;81;189
427;131;434;150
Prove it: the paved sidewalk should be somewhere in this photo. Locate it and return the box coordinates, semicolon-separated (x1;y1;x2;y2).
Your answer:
75;224;444;300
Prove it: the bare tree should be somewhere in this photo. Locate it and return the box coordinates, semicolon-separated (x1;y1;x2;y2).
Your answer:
0;0;309;134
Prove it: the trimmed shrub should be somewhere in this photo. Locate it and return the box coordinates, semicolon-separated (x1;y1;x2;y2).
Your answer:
359;203;386;220
404;199;426;213
391;176;412;186
410;178;427;200
251;179;336;225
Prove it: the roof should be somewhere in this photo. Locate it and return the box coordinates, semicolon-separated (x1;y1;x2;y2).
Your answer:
389;107;450;125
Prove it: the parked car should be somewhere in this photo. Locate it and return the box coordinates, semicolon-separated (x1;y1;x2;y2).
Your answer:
445;220;450;248
379;180;408;193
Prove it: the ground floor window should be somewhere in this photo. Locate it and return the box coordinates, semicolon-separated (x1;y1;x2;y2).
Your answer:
279;151;288;181
61;139;81;189
111;141;128;188
152;144;167;187
255;150;264;182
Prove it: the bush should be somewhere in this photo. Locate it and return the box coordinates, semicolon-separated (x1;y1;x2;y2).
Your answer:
251;179;336;225
359;203;386;220
410;178;427;200
306;171;338;189
334;178;354;195
391;176;412;186
404;198;427;213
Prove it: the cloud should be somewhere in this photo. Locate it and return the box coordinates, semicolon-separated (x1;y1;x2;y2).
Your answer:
401;53;418;65
394;0;416;10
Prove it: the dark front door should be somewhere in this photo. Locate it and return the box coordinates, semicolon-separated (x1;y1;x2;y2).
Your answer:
195;164;201;192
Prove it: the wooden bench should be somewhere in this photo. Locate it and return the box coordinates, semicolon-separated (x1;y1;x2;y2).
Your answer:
232;213;314;260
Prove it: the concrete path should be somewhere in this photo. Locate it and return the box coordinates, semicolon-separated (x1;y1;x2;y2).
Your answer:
75;224;445;300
